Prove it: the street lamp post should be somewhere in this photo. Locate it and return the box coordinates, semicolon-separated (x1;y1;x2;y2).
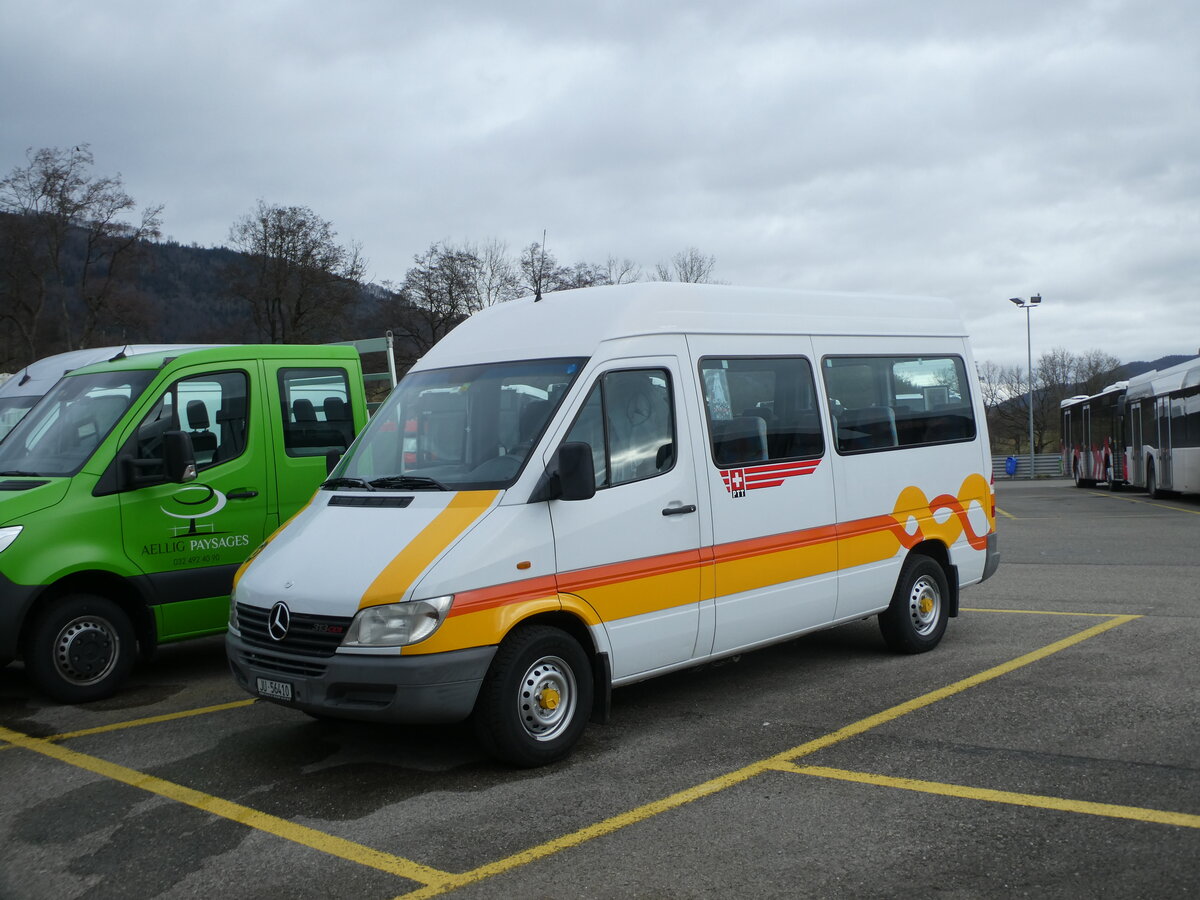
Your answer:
1009;294;1042;479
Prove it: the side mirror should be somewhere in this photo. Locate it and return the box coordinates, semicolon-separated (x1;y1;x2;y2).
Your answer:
163;430;197;483
325;449;342;475
553;442;596;501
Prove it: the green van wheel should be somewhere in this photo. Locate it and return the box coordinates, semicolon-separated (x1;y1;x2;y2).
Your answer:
24;594;136;703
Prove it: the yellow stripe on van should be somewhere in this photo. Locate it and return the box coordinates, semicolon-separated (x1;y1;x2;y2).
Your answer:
358;491;499;610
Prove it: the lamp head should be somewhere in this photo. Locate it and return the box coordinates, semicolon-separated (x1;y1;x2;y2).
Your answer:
1030;294;1042;305
1009;297;1023;307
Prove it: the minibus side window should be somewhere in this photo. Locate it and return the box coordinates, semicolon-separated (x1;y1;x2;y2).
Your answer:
699;357;824;466
822;355;976;454
563;368;675;489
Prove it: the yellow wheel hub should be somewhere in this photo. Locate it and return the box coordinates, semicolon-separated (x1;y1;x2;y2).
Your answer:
538;688;561;711
919;595;934;615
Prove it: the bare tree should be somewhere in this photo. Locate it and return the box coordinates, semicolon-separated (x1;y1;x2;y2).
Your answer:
0;144;162;364
605;255;643;285
654;246;716;283
387;242;484;368
981;346;1124;454
470;238;522;306
227;200;365;343
519;241;611;297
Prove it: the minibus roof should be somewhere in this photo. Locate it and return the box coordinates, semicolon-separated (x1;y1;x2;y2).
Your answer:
416;283;967;370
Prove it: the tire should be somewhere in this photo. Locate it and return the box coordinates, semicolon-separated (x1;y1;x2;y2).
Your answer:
473;625;592;767
23;594;137;703
878;556;949;654
1147;463;1163;500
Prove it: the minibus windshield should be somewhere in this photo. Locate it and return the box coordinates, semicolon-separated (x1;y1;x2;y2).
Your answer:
332;357;586;491
0;370;155;477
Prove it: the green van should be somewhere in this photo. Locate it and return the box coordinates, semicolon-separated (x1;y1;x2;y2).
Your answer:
0;344;372;702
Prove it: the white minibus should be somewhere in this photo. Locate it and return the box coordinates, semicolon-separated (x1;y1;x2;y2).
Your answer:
227;283;999;765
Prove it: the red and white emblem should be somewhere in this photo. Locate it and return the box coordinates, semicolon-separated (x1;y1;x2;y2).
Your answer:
721;459;821;497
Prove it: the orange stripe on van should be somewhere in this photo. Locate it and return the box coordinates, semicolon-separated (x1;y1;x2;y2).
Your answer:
558;548;705;595
451;575;560;617
413;474;994;649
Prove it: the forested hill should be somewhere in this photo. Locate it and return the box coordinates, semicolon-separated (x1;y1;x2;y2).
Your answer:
1116;356;1199;380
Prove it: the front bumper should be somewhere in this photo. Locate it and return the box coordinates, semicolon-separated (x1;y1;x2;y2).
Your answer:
226;630;497;724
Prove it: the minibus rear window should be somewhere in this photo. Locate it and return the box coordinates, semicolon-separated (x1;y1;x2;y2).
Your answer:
822;355;977;454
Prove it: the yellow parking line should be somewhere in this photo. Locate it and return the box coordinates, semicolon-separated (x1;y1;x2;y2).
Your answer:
780;765;1200;829
960;607;1117;617
0;698;260;754
0;724;454;889
393;613;1140;899
48;699;259;742
1097;492;1200;517
996;507;1016;520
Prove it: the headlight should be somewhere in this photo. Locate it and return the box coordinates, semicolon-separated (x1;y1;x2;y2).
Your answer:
228;594;240;632
342;595;453;647
0;526;22;554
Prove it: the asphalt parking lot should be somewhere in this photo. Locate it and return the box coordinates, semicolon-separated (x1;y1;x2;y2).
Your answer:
2;479;1198;899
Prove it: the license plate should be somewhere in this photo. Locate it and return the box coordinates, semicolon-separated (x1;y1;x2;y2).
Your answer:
256;677;293;701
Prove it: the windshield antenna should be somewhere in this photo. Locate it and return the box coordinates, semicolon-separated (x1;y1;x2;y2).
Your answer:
534;230;546;302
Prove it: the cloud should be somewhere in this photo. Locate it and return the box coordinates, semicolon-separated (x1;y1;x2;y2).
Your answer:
1;0;1196;368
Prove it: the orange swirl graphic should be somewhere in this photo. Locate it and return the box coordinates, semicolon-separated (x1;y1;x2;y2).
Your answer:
890;474;993;552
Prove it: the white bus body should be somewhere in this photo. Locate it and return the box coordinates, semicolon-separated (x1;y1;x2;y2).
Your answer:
1124;357;1200;498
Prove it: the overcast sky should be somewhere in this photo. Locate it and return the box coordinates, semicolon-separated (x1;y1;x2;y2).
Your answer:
2;0;1197;369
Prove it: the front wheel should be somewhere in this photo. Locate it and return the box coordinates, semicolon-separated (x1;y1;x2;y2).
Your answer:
879;556;949;654
24;594;137;703
473;625;593;767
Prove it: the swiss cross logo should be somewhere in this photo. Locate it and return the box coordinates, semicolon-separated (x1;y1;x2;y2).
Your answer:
728;468;746;497
721;459;821;497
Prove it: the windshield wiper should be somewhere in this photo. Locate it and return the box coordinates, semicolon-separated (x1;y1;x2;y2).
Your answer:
0;470;43;477
320;476;375;491
368;475;449;491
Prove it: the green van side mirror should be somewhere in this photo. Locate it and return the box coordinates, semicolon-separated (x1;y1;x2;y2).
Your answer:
163;430;198;483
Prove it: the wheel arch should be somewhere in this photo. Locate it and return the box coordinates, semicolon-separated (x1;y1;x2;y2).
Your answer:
497;608;611;724
904;540;959;617
20;571;156;661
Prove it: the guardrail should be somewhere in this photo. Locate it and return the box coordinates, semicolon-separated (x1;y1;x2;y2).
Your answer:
991;454;1064;479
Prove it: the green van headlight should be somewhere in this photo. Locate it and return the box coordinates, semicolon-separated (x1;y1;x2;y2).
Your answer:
342;595;454;648
0;526;23;554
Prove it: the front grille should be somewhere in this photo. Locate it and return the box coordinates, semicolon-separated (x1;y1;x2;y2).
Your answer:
239;649;327;678
236;602;351;657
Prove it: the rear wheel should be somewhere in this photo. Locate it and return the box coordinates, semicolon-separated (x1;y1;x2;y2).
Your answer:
879;556;949;654
1147;462;1164;499
473;625;592;767
24;594;137;703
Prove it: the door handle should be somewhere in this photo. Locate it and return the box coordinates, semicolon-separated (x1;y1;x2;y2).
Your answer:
227;490;259;500
661;504;697;516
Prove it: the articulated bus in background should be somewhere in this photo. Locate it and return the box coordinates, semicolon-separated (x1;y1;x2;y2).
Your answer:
1123;356;1200;499
1061;382;1128;490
